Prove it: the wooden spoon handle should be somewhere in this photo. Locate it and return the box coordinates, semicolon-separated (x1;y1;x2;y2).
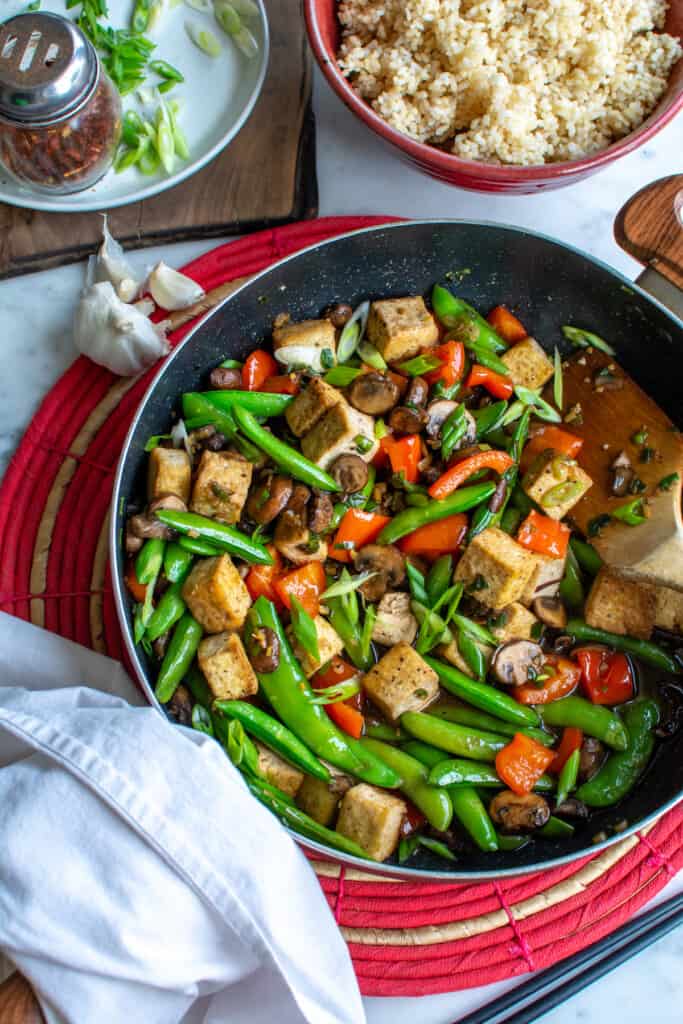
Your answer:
0;973;44;1024
614;174;683;291
165;275;251;332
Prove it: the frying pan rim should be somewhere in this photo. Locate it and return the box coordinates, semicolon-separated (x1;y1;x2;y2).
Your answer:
110;219;683;880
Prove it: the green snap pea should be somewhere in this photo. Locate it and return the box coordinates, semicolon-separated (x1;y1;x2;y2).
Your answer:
426;555;453;607
156;510;273;565
427;757;554;792
135;537;165;584
500;506;522;535
180;392;261;461
569;538;603;576
365;722;407;742
246;775;370;860
184;663;212;708
538;696;628;751
472;401;508;439
186;390;293;419
464;344;511;377
431;285;507;353
467;409;530;541
559;545;585;610
496;833;530;851
163;541;194;583
177;535;221;557
567;619;679;675
361;738;453;831
556;748;580;807
401;711;507;763
155;613;203;702
145;582;186;642
232;404;340;492
214;700;330;782
576;699;659;807
377;481;496;545
450;787;498;852
538;816;575;839
428;703;554;746
327;600;373;671
424;655;540;727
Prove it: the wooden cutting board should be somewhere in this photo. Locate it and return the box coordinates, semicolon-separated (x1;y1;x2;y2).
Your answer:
0;0;317;279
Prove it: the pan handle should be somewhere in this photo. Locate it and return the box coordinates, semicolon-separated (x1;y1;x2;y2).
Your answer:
0;972;44;1023
614;174;683;320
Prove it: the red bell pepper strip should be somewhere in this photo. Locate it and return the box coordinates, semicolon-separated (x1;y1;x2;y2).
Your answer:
424;340;466;388
550;727;584;774
325;701;364;739
486;305;527;343
312;655;365;737
516;510;571;559
465;363;514;400
261;374;300;395
242;350;278;391
398;512;468;560
274;561;326;617
124;561;148;603
575;646;635;705
428;449;514;500
329;509;391;563
521;426;583;471
495;732;556;795
245;545;284;608
514;654;582;705
379;434;422;484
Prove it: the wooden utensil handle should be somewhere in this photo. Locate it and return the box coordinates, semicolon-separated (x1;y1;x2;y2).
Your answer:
0;973;44;1023
614;174;683;291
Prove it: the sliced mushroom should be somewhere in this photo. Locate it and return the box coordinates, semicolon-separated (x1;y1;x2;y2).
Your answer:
246;625;280;673
323;302;353;328
347;372;400;415
148;493;188;515
187;424;227;455
209;366;242;390
168;684;193;726
489;791;551;833
274;509;328;565
286;483;311;515
125;528;144;555
610;450;634;497
372;591;418;647
308;490;335;533
554;798;589;820
246;475;293;525
491;640;545;687
532;596;568;630
353;543;405;602
424;399;457;443
406;376;429;407
129;513;175;540
330;453;369;493
152;633;169;660
389;405;427;435
578;736;606;783
488;476;508;514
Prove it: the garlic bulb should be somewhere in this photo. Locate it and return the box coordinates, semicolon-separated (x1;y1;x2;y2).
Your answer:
133;297;157;317
147;261;205;310
93;216;142;303
74;281;169;376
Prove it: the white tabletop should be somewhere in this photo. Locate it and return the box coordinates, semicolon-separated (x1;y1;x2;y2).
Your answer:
1;65;682;1024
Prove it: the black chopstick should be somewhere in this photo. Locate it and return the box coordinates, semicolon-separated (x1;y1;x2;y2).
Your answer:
456;892;683;1024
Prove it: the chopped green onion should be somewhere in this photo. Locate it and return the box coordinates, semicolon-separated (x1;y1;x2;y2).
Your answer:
354;435;374;454
321;571;377;600
406;561;429;605
226;718;246;766
398;833;422;862
156;120;175;173
515;385;562;424
501;399;525;426
631;426;649;445
310;678;361;705
220;358;243;369
230;0;259;14
214;0;241;32
417;836;456;861
553;347;563;410
588;513;611;538
191;705;214;736
360;604;377;662
357;340;387;370
374;418;388;440
658;472;680;491
149;59;184;81
397;353;442;376
640;446;656;464
562;325;616;357
540;480;586;509
185;21;222;56
290;596;320;664
337;301;370;363
611;497;648;526
320;347;336;370
324;366;362;387
144;433;172;451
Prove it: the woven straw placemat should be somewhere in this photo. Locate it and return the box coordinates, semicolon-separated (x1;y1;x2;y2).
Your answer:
0;216;681;997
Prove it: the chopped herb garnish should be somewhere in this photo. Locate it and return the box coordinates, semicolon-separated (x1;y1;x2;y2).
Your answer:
354;435;374;454
320;348;335;370
562;325;616;356
612;497;647;526
144;433;171;451
588;513;611;537
658;472;680;492
290;596;320;664
629;476;647;494
397;353;442;377
530;621;545;640
324;366;362;387
640;447;656;464
631;427;648;445
469;574;489;592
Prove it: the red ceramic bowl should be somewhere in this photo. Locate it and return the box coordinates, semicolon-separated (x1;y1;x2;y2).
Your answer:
305;0;683;194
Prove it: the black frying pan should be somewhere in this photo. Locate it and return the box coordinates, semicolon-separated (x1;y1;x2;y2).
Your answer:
110;211;683;879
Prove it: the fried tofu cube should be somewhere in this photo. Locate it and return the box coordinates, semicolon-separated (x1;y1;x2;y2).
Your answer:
147;446;191;503
501;337;554;391
439;637;492;678
255;742;304;798
197;631;258;700
288;615;344;677
181;554;251;633
272;318;336;373
300;400;378;469
336;783;407;861
285;377;342;437
654;585;683;634
522;453;592;521
491;602;539;642
520;553;566;605
190;449;253;525
367;296;439;363
454;527;537;610
296;767;354;826
362;642;439;722
371;592;418;648
584;567;657;639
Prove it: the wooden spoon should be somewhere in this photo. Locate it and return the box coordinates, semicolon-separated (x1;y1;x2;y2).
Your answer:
0;973;44;1024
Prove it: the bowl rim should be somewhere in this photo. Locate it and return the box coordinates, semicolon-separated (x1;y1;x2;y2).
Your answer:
304;0;683;182
110;218;683;881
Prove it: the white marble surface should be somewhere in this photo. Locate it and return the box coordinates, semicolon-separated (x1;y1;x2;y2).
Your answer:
1;64;682;1023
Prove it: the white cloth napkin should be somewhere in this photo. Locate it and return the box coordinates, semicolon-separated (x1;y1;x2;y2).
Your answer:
0;612;366;1024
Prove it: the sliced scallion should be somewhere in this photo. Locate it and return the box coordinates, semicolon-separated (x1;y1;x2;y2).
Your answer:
337;301;370;364
185;21;222;56
553;347;563;410
357;340;386;370
562;325;616;357
321;571;378;601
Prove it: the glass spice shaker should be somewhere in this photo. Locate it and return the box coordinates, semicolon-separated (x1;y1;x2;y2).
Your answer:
0;12;121;195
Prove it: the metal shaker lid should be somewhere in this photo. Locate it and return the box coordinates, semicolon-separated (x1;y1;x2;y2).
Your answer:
0;12;99;126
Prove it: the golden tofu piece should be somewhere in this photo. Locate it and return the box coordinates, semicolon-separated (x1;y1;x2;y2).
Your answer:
255;742;304;798
287;615;344;677
285;377;343;437
491;602;539;643
147;446;191;503
296;767;353;827
336;783;407;862
181;554;251;633
454;527;537;610
362;642;439;722
197;631;258;700
190;449;252;525
585;567;657;640
522;452;592;521
367;296;439;363
300;400;378;469
501;336;554;391
439;637;492;678
371;592;418;648
520;553;566;605
272;318;336;373
654;585;683;634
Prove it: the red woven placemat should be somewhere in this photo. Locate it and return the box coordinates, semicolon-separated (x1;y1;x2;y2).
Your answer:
0;216;681;997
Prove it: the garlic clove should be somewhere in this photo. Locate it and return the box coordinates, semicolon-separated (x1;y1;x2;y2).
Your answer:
133;297;157;317
74;281;169;377
94;216;142;303
147;261;205;311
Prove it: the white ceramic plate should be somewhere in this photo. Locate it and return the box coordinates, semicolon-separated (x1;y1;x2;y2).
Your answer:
0;0;269;211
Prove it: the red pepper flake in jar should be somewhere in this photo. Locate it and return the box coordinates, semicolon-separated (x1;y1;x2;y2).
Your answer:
0;13;121;195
